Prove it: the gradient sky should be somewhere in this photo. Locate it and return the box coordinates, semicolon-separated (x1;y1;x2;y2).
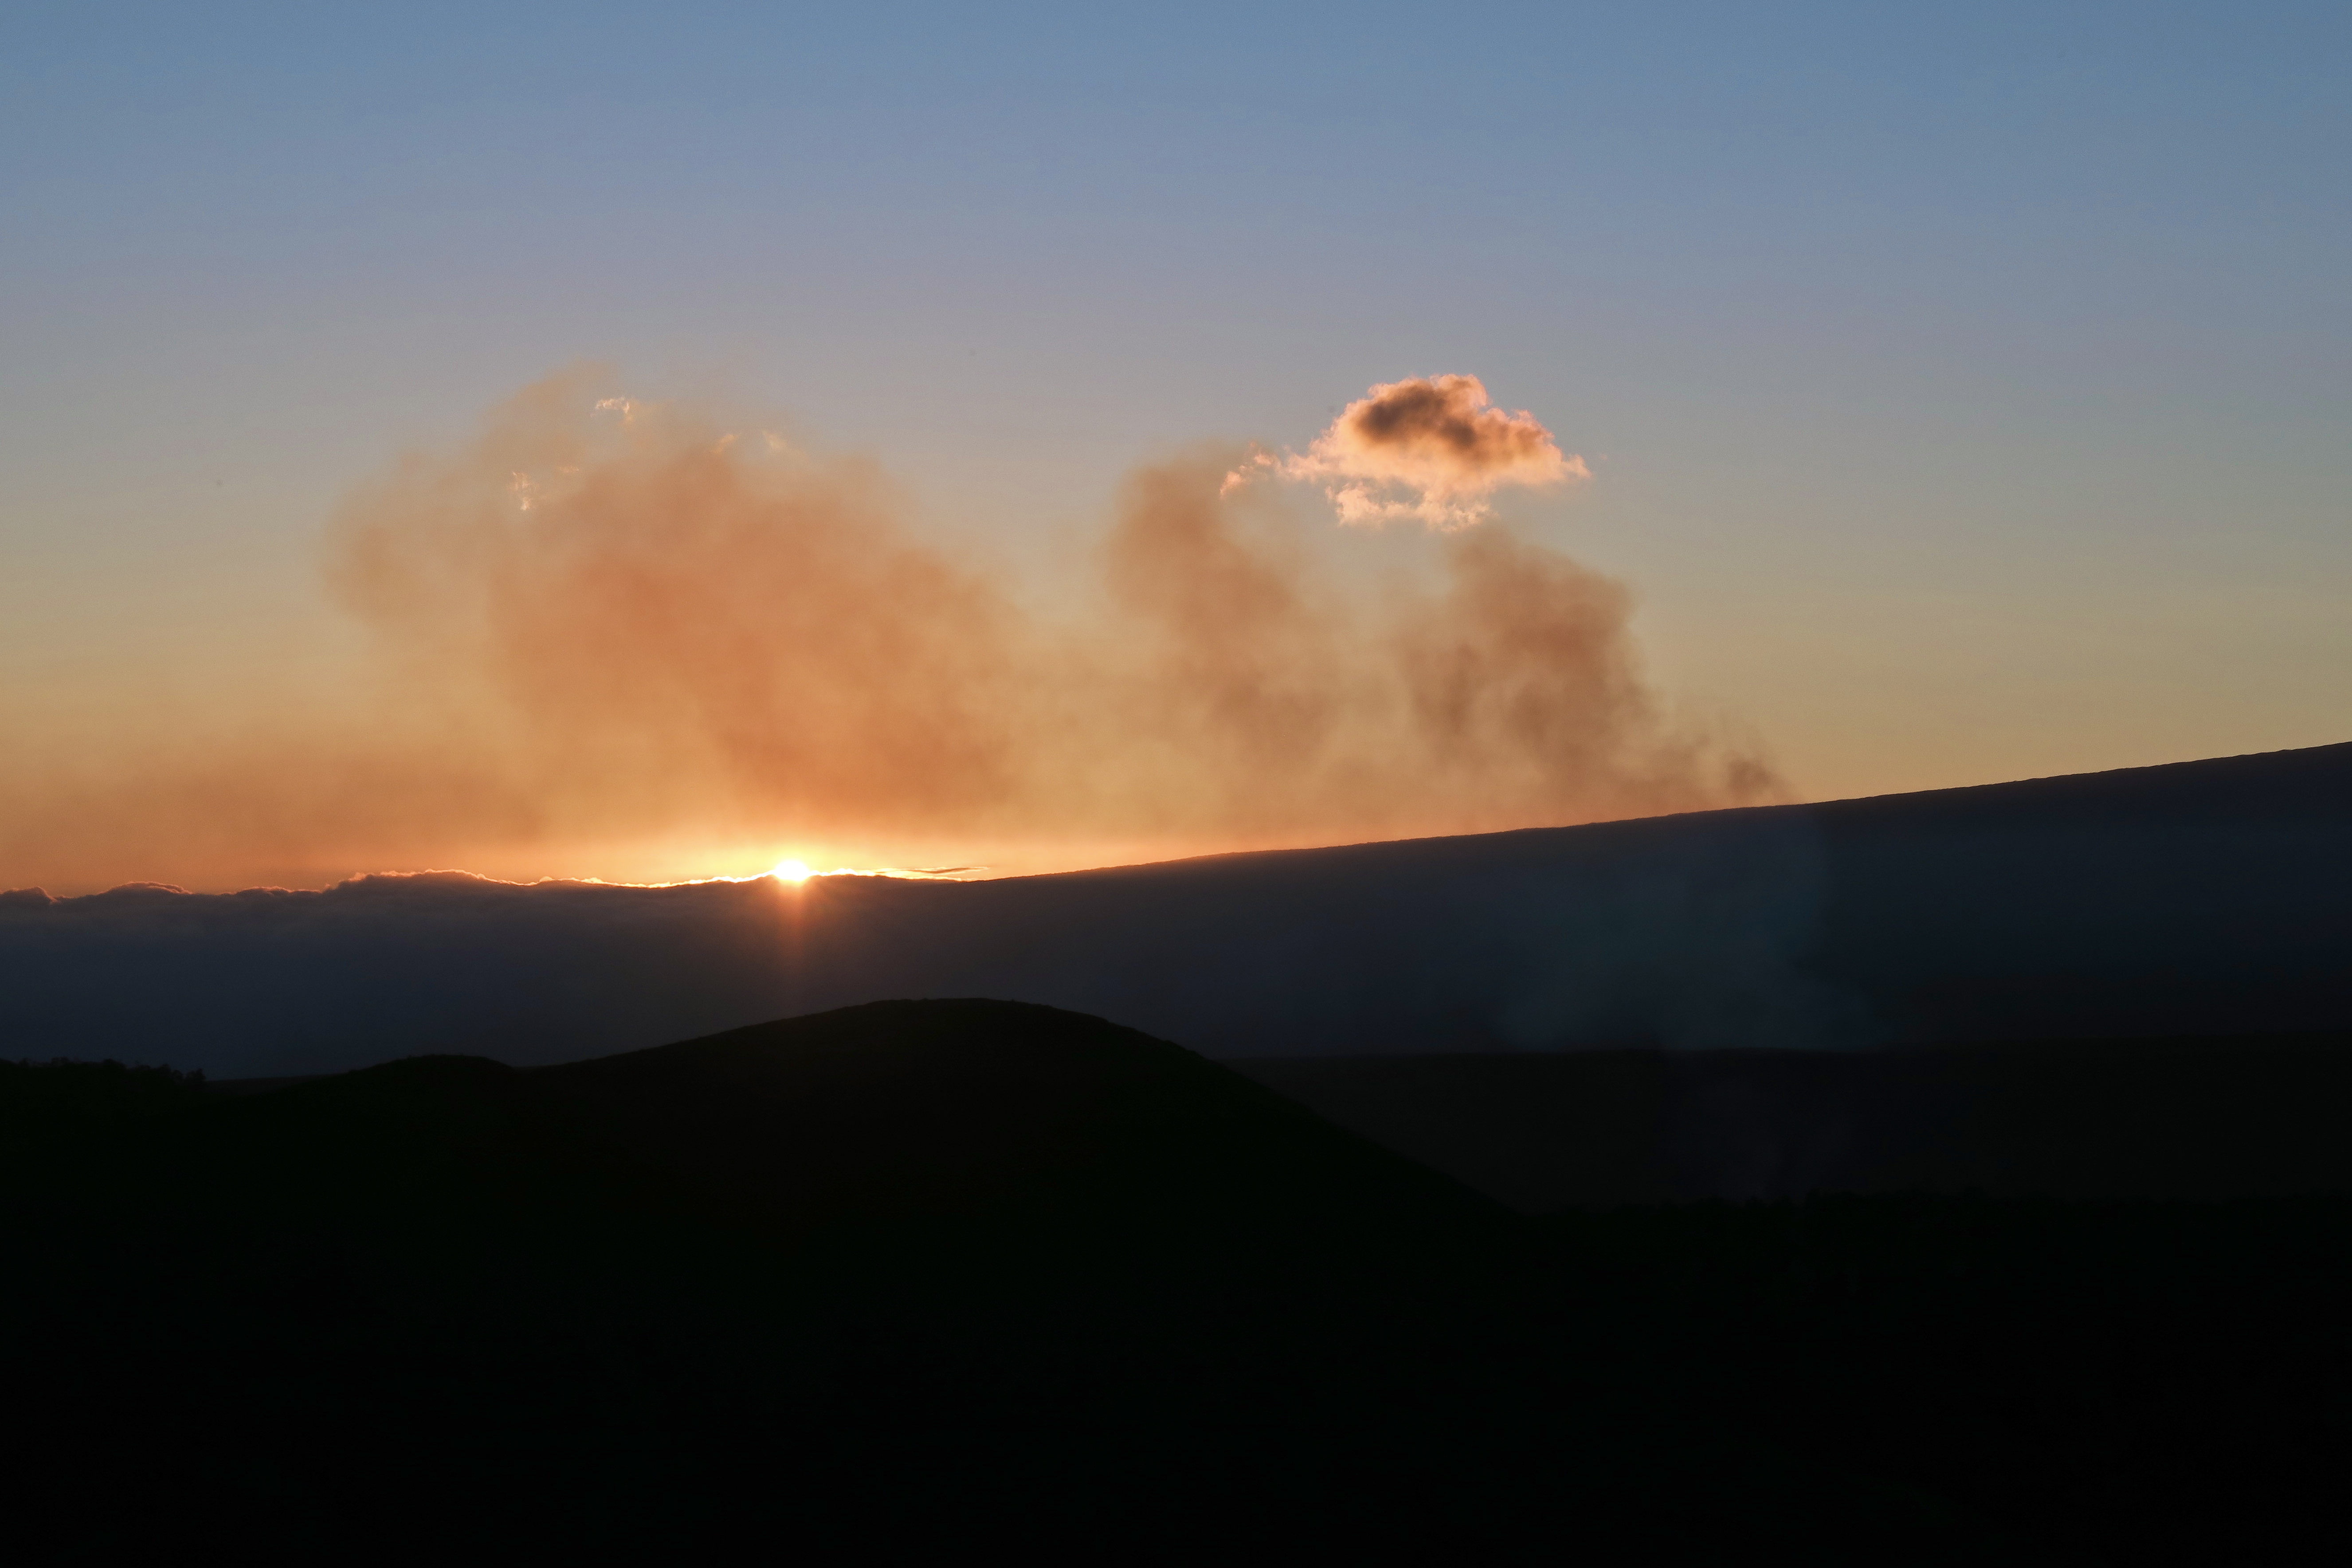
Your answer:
4;2;2348;891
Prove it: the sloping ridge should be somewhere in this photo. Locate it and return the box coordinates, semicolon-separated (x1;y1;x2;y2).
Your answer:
180;998;1498;1255
528;998;1490;1231
8;740;2351;1071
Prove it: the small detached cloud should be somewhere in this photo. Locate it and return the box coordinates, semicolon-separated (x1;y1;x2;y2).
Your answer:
1229;375;1589;529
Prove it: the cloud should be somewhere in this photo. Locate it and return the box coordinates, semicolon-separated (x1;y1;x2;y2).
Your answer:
328;368;1031;835
1230;374;1590;528
0;368;1768;893
1098;451;1758;842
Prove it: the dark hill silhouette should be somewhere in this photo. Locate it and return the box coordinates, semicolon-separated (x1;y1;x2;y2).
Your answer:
0;1002;1776;1560
161;1000;1498;1266
529;999;1492;1236
7;741;2351;1074
9;1000;2352;1563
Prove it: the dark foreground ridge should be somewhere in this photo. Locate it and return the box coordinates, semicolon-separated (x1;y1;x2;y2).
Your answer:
8;1000;2352;1563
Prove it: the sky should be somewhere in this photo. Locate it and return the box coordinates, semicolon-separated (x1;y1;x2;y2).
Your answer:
3;1;2347;893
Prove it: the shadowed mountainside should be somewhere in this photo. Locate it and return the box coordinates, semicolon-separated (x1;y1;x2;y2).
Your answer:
9;999;2352;1562
5;741;2350;1075
1235;1031;2352;1210
1;999;1965;1561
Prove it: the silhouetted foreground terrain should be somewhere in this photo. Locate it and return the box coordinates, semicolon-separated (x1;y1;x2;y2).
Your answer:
8;1002;2350;1563
6;741;2349;1074
1238;1032;2352;1208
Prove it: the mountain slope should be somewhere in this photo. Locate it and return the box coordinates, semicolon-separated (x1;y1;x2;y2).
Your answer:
0;1002;1642;1560
10;999;2350;1563
9;740;2351;1073
1237;1030;2352;1209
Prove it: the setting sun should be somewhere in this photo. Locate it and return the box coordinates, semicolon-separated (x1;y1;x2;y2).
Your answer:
771;859;812;883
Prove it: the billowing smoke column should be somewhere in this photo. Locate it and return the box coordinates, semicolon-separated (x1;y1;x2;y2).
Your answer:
0;368;1770;892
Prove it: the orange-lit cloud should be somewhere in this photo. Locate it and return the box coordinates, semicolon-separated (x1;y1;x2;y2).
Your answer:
1228;374;1589;528
0;368;1767;893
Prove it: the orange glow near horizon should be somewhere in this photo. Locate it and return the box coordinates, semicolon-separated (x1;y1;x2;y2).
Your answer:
0;370;1785;899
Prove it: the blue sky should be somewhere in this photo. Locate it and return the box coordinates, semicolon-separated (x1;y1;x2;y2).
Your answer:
3;1;2348;881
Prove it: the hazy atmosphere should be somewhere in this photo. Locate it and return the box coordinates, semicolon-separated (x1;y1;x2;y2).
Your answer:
6;3;2347;892
11;9;2352;1561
